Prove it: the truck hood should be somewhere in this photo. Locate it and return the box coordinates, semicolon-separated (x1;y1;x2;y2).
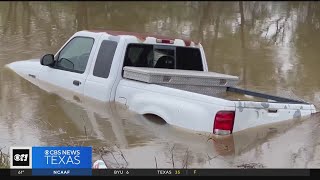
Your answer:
5;59;42;77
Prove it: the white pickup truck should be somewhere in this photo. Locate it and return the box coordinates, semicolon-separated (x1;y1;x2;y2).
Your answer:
6;30;317;135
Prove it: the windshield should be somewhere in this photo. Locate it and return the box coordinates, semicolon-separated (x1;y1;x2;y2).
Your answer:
123;44;204;71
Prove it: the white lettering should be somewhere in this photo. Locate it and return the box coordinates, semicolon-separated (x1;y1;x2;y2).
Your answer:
50;150;61;156
70;150;79;156
51;156;58;164
74;156;80;165
45;156;50;164
114;170;123;174
23;154;28;161
58;156;66;164
157;170;172;175
66;156;74;164
53;170;70;175
45;149;82;165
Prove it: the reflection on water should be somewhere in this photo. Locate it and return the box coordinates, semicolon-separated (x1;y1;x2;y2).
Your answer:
1;1;320;168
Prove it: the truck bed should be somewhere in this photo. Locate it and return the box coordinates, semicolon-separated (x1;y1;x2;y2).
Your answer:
123;66;309;105
160;85;308;104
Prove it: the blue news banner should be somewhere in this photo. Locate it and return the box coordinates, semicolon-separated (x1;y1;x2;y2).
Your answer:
8;146;315;176
32;146;92;176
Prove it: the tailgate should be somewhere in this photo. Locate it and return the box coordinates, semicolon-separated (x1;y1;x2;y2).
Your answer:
232;101;316;132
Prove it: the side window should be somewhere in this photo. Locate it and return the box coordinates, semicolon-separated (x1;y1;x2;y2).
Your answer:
55;37;94;73
93;40;118;78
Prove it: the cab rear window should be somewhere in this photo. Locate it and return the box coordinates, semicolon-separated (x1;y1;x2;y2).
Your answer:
123;44;203;71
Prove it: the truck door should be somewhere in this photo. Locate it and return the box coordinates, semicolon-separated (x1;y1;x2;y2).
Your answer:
39;34;100;95
83;36;120;101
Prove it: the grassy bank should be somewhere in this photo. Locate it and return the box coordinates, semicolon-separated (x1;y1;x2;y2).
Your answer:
0;149;9;168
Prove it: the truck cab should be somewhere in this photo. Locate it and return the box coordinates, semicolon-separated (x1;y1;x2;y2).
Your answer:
37;30;207;102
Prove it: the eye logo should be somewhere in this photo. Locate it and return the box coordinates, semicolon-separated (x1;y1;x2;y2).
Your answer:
14;154;20;161
13;154;28;161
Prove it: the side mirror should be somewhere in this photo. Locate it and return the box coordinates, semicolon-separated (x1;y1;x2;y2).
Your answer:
40;54;55;66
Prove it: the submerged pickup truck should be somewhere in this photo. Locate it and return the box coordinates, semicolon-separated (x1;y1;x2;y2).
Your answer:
7;30;317;135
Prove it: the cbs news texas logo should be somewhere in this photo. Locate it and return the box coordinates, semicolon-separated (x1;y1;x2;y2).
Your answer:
10;146;92;169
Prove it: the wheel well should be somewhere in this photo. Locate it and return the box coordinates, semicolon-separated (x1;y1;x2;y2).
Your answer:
143;113;167;125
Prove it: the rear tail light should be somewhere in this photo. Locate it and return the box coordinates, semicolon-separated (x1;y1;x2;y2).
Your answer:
213;111;235;135
156;39;174;44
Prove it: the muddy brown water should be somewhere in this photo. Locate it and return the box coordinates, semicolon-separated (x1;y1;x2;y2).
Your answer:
1;2;320;168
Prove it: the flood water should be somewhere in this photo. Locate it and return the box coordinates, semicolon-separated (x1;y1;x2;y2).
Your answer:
1;1;320;168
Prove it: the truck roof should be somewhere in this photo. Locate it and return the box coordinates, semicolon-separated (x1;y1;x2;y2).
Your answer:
87;30;199;47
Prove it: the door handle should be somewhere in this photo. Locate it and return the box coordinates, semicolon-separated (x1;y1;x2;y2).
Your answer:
73;80;81;86
268;109;278;113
